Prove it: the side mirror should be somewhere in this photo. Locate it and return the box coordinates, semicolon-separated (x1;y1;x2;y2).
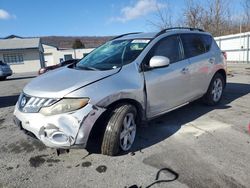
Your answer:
149;56;170;68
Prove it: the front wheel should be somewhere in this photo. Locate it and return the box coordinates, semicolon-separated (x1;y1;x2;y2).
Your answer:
203;73;225;105
101;104;137;156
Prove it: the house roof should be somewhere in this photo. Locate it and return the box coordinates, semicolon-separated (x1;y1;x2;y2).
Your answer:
0;37;41;51
4;35;23;39
41;36;113;49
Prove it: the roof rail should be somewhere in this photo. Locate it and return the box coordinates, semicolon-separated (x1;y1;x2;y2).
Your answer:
111;32;142;40
155;27;204;37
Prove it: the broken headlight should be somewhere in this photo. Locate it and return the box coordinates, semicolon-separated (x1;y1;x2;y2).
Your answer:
39;98;89;116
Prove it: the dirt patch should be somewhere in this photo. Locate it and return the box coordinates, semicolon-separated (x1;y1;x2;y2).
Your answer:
96;165;107;173
82;161;92;167
29;155;48;168
6;167;13;171
7;139;46;154
0;119;4;125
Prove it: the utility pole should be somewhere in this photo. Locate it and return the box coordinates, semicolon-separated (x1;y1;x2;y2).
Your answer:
239;19;242;63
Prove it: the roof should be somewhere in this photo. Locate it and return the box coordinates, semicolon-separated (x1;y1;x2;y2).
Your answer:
0;37;41;51
117;32;157;40
4;35;23;39
41;36;113;49
117;30;210;40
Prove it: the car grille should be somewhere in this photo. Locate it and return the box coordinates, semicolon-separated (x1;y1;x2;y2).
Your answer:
18;93;59;113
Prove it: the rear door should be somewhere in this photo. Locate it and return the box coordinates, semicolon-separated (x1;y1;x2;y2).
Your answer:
143;35;192;118
180;34;213;98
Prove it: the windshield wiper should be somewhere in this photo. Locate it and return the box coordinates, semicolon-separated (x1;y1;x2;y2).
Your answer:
76;66;100;71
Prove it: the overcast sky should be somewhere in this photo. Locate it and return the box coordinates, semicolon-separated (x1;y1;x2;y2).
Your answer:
0;0;243;37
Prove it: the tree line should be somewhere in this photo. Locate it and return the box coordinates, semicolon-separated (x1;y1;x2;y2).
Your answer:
151;0;250;37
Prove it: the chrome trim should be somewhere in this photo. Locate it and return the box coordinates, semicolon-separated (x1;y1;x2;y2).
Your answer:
18;93;59;113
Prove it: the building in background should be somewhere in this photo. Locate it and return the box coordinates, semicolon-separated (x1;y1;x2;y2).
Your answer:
215;31;250;63
0;35;44;73
41;36;111;66
43;44;94;66
0;35;111;73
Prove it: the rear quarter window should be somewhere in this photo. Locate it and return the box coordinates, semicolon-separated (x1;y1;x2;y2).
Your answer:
200;34;212;52
181;34;211;58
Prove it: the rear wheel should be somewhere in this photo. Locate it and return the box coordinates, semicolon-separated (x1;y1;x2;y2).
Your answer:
203;73;225;105
101;104;137;156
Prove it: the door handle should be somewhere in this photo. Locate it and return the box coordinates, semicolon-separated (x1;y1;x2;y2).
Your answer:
181;67;189;74
209;58;215;64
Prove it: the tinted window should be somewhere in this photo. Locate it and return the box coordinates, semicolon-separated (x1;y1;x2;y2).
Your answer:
200;34;212;52
153;35;182;63
181;34;206;58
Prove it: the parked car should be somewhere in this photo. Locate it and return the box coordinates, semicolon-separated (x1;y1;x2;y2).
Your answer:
38;59;80;75
0;60;12;80
14;28;226;156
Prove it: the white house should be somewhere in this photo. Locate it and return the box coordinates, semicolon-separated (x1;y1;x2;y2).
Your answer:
215;32;250;63
0;35;109;73
43;44;94;66
0;35;44;73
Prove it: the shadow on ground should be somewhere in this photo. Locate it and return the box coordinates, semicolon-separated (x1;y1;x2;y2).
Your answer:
87;82;250;155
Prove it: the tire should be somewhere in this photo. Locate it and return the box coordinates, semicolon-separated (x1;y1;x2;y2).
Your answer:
101;104;137;156
0;76;6;81
203;73;225;105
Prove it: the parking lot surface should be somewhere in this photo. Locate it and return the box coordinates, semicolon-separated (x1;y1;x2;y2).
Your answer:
0;65;250;188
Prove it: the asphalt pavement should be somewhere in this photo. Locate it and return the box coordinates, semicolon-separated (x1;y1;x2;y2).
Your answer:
0;65;249;188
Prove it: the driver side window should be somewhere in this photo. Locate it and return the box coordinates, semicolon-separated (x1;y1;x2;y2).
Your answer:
153;35;183;64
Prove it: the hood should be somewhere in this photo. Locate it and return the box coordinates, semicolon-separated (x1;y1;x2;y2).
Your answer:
24;67;119;98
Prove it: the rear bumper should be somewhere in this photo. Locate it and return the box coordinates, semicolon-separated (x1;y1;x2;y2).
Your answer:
13;103;106;149
0;70;12;77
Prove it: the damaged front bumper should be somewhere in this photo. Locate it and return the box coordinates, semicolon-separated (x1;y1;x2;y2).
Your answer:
13;104;105;149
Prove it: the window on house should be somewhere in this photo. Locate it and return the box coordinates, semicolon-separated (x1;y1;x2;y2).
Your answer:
3;53;24;64
64;54;73;61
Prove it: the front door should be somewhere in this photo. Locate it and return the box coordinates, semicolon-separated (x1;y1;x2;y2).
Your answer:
143;35;191;118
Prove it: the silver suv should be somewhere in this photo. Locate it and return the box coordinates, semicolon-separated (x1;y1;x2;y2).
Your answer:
0;61;12;80
14;28;226;156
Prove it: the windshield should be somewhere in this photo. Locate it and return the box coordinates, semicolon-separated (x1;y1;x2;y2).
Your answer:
76;39;150;71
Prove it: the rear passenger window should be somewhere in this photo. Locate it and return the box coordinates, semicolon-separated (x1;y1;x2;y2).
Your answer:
200;34;212;52
181;34;206;58
153;35;182;64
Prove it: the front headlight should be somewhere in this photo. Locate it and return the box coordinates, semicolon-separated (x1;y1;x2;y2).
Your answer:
39;98;89;116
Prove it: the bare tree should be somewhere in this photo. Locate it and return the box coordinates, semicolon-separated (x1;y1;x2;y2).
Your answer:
209;0;232;35
148;0;250;36
182;0;232;36
183;0;204;28
243;0;250;24
147;0;173;30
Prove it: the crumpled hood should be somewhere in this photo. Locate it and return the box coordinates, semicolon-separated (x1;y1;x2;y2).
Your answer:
24;67;119;98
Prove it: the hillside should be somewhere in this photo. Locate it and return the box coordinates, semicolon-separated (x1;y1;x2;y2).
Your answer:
41;36;114;49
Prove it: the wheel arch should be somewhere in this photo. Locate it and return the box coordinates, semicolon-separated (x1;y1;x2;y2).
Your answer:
215;69;227;87
105;98;145;123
